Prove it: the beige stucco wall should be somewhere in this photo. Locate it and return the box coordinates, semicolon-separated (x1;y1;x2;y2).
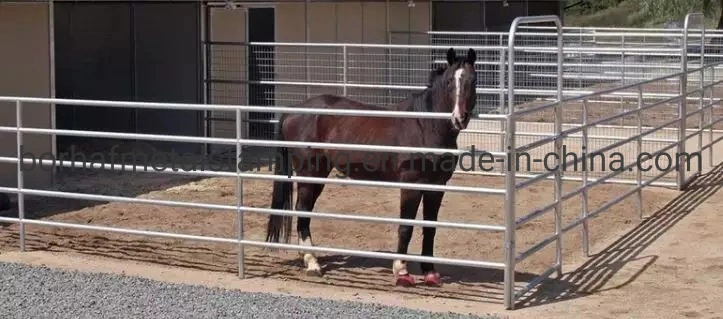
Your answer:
275;1;430;104
208;1;431;141
0;3;53;190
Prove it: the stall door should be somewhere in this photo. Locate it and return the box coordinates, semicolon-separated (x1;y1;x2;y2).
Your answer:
54;3;135;152
54;2;203;156
133;2;203;155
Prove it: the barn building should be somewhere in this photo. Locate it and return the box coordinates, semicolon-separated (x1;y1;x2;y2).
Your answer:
0;0;564;190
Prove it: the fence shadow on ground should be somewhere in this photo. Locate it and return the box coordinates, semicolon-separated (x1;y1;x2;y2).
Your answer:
0;170;202;224
0;145;276;225
514;161;723;309
0;229;548;304
270;250;561;304
3;146;718;307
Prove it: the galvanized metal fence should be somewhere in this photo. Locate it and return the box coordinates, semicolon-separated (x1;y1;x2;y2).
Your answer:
204;12;723;185
455;13;722;186
1;13;722;311
501;13;723;307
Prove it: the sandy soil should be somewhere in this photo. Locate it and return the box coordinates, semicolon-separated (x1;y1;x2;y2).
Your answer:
1;164;722;318
0;76;721;317
0;156;685;309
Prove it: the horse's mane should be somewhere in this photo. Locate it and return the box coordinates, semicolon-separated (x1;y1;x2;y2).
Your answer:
427;65;448;88
394;64;448;112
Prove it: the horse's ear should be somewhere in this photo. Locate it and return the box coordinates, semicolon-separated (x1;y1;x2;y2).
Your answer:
446;48;456;65
467;48;477;65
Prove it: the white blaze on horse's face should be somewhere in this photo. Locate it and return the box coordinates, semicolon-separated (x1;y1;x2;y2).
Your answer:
451;67;467;131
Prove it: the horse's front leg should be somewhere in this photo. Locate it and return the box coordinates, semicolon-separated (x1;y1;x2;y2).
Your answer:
420;190;445;286
393;188;423;286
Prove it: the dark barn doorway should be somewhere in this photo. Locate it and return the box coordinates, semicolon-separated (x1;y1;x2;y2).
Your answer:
54;1;203;157
247;7;276;140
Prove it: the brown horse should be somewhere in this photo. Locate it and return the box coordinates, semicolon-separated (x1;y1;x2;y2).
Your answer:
265;47;478;287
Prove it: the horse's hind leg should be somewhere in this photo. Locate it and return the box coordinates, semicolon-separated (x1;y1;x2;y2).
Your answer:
295;181;326;276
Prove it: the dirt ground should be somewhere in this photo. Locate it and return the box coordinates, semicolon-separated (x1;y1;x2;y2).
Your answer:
0;155;687;308
1;75;722;317
1;163;722;318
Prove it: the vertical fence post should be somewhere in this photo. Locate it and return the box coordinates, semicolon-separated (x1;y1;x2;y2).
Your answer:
343;45;348;96
503;76;517;311
304;0;310;99
710;66;716;168
581;99;589;257
620;35;626;126
498;48;506;115
16;101;25;252
678;16;690;190
553;23;564;277
498;48;507;174
637;86;644;220
236;107;245;278
699;26;706;173
578;32;583;89
503;22;518;313
385;0;392;106
48;0;57;185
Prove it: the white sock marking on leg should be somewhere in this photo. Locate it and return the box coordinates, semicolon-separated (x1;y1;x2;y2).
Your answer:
393;259;408;276
299;236;321;273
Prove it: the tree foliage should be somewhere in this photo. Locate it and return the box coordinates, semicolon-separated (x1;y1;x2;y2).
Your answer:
702;0;723;28
565;0;723;28
639;0;720;27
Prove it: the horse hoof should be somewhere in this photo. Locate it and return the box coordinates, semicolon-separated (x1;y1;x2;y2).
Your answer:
395;274;416;287
305;267;323;277
423;271;442;287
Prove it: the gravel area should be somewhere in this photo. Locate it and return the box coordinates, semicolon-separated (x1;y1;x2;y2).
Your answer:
0;262;503;319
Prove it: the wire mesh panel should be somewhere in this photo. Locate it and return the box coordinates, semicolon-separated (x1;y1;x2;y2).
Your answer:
425;29;687;94
205;5;248;157
244;43;508;114
391;31;506;114
203;12;722;186
389;33;510;160
419;22;722;183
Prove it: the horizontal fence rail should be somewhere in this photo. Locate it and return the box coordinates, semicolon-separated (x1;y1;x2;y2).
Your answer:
1;12;722;313
0;95;511;294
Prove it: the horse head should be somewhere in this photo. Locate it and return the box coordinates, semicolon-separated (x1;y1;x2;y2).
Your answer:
431;47;477;132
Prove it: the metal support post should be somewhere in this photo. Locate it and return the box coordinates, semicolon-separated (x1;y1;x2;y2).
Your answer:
16;101;25;252
581;99;590;257
236;107;245;278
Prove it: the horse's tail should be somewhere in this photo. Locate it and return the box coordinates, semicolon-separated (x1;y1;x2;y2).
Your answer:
265;115;293;244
